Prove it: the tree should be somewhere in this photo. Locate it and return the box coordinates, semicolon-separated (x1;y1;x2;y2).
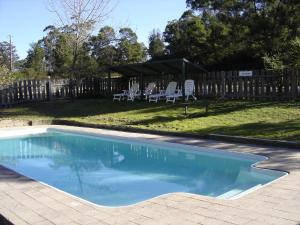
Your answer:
88;26;147;75
184;0;300;69
89;26;118;68
0;41;19;70
42;25;61;73
148;29;165;60
47;0;112;77
117;28;147;64
287;38;300;68
163;10;209;64
76;43;98;77
0;65;15;85
24;42;47;78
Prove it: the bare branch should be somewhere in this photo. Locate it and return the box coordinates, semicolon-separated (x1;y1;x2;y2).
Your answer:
46;0;113;77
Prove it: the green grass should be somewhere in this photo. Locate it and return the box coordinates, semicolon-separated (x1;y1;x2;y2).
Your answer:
1;99;300;142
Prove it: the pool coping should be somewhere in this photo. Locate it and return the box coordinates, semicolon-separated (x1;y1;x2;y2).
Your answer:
0;125;300;225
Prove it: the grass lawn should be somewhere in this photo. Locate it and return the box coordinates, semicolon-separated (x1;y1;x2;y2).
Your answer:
0;99;299;142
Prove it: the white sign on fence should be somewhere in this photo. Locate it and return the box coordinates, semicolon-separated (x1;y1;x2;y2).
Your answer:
239;71;253;77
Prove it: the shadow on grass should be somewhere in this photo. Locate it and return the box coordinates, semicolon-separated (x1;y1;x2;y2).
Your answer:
189;119;300;142
126;115;185;126
198;100;300;117
135;100;300;120
1;99;299;120
0;99;166;119
0;99;208;119
1;99;300;143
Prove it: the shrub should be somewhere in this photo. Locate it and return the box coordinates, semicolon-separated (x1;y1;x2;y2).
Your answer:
0;65;15;86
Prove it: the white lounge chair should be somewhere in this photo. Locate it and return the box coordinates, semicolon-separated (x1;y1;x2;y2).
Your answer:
113;83;139;101
166;79;196;103
149;81;177;103
127;83;141;101
144;82;156;100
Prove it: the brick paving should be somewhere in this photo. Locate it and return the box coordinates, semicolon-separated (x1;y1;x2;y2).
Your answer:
0;125;299;225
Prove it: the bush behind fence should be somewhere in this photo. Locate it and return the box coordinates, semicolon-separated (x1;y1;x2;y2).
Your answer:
0;69;299;108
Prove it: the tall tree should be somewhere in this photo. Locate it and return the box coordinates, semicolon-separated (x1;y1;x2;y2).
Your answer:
117;28;147;64
42;25;61;73
148;29;165;60
24;42;47;78
89;26;118;68
44;26;75;77
163;10;209;64
0;41;19;70
184;0;300;69
47;0;112;77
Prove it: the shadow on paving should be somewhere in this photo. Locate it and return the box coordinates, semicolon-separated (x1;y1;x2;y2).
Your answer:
0;214;12;225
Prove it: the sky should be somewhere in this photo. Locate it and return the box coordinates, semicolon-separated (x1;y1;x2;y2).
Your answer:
0;0;187;59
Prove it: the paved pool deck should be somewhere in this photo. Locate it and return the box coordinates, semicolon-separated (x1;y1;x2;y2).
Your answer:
0;125;299;225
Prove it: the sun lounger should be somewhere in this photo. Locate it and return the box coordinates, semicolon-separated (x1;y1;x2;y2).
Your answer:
113;83;139;101
149;81;177;103
144;82;156;100
127;83;141;101
166;80;196;103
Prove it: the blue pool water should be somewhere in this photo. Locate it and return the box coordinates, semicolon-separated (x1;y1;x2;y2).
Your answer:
0;130;286;207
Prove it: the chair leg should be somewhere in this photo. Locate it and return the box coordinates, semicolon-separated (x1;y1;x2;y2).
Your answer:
113;96;121;101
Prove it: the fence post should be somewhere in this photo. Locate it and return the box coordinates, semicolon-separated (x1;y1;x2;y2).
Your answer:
18;81;23;102
69;79;74;99
23;80;28;101
221;71;226;99
0;89;2;107
108;71;112;96
13;82;18;103
46;80;52;101
291;69;297;100
297;69;300;98
3;88;8;107
28;80;33;101
92;78;99;97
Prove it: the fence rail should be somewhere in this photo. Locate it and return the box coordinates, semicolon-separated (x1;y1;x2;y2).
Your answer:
0;78;123;108
0;69;299;108
192;69;300;100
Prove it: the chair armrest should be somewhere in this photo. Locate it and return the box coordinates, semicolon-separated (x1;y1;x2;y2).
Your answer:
159;90;166;94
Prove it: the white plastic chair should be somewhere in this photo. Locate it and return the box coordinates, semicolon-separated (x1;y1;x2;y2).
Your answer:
127;83;141;101
144;82;156;100
113;83;139;101
149;82;177;103
166;80;196;103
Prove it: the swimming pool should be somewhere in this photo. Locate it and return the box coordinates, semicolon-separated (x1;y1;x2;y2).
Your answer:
0;128;286;207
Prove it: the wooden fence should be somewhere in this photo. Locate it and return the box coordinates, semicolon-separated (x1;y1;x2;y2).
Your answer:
192;69;300;100
0;78;123;108
0;69;299;108
140;69;300;100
